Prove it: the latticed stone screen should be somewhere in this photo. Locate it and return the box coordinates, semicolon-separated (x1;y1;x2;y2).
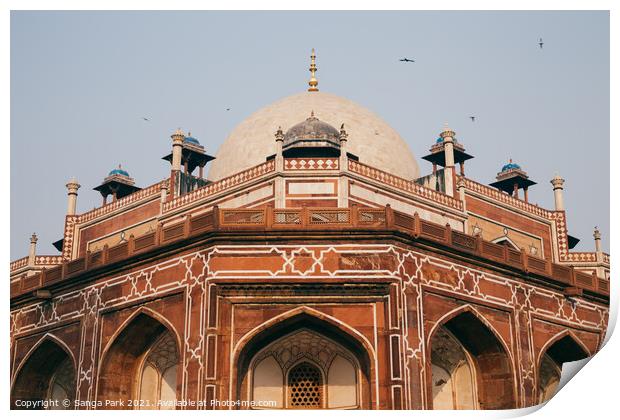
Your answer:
287;362;323;408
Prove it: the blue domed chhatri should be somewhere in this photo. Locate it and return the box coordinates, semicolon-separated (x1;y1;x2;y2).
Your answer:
435;137;443;144
184;134;200;145
108;166;130;177
501;159;521;172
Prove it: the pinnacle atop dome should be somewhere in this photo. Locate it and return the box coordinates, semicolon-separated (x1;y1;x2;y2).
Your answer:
308;48;319;92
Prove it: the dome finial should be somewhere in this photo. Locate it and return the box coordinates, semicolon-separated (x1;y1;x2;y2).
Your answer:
308;48;319;92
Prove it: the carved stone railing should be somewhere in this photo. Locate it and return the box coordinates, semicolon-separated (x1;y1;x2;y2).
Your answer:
349;160;463;211
563;252;597;263
34;255;64;266
163;160;275;213
11;206;609;300
78;180;166;224
462;177;553;219
284;158;339;171
10;255;64;274
10;257;28;272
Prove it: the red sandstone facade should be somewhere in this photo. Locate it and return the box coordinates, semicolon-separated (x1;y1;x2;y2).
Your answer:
10;85;610;410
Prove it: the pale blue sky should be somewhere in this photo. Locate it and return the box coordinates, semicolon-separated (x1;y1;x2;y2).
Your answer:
10;11;609;259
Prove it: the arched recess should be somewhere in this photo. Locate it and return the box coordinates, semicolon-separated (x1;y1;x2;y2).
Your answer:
430;326;477;409
97;309;181;409
537;331;589;404
11;335;77;409
234;308;374;409
428;308;516;410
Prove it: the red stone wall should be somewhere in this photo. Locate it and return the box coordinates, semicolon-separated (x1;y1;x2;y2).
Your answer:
10;239;608;410
465;195;554;260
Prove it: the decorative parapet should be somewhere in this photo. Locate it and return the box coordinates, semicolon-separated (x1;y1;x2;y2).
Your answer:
552;211;610;266
10;257;28;272
163;160;276;213
563;252;597;263
462;177;553;218
34;255;64;265
78;180;166;224
11;205;609;301
284;158;339;171
349;160;463;211
10;255;63;274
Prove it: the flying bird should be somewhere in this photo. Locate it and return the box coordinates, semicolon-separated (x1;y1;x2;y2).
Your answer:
226;108;231;111
141;117;150;121
399;58;415;63
538;38;544;49
469;116;476;122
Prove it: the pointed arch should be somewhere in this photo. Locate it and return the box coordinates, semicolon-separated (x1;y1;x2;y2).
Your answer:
536;330;590;403
537;329;590;369
96;307;181;407
98;306;182;367
232;306;375;409
11;333;76;387
11;334;77;409
427;305;514;359
427;305;517;409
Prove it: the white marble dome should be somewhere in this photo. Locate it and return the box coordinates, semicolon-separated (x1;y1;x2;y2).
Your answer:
208;91;420;181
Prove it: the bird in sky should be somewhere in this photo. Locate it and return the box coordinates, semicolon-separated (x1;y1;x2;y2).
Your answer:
226;108;231;111
538;38;544;49
469;116;476;122
141;117;150;121
399;58;415;63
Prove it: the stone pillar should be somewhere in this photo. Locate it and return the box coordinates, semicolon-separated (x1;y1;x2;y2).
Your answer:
594;227;602;253
593;227;605;277
513;183;519;199
339;124;349;207
275;127;284;172
441;125;456;197
171;129;185;172
274;127;285;208
457;178;468;233
550;175;565;211
170;128;185;197
28;233;37;266
66;178;80;216
160;181;168;208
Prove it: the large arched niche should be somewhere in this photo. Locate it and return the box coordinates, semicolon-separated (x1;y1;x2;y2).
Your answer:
428;309;516;410
537;332;589;404
11;336;76;409
235;311;373;409
97;310;181;409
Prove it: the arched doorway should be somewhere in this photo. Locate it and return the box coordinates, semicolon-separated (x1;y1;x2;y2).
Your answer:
429;310;516;409
431;326;477;409
11;337;76;410
97;311;180;410
537;333;589;404
236;312;372;409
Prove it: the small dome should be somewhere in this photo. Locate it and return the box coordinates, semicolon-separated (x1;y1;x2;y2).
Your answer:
501;160;521;172
184;132;200;145
435;137;443;143
108;166;130;177
283;112;340;150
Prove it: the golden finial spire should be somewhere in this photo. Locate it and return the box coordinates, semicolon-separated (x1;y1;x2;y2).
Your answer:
308;48;319;92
